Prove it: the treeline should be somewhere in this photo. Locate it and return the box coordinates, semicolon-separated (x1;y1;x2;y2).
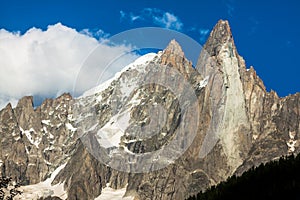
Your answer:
187;154;300;200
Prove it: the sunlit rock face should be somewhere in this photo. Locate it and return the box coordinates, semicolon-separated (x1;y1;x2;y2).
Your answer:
1;20;299;200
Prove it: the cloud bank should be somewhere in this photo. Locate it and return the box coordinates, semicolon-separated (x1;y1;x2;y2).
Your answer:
0;23;134;109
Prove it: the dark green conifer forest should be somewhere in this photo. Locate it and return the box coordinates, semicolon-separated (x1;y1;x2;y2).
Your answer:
187;154;300;200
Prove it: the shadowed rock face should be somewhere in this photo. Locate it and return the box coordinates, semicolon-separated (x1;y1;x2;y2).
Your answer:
0;20;299;200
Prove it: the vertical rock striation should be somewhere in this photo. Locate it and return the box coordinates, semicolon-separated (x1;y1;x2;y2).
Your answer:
0;20;299;200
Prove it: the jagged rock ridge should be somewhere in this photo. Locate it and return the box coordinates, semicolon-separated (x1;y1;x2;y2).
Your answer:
0;20;299;200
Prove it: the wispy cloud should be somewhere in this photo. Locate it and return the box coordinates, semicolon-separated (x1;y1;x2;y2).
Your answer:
120;8;211;43
120;10;142;23
120;10;126;21
187;26;210;44
120;8;183;31
130;13;141;22
153;12;183;30
248;16;260;35
80;28;110;41
223;0;235;17
199;29;210;43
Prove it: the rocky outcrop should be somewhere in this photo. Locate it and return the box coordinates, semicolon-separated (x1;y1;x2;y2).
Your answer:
235;80;300;174
0;93;77;186
196;20;252;183
0;20;299;200
197;20;300;183
50;39;204;200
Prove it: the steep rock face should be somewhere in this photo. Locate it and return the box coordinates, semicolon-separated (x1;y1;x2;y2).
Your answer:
196;20;251;182
122;41;207;200
0;94;77;186
197;20;300;179
1;19;300;200
51;40;205;200
235;79;300;174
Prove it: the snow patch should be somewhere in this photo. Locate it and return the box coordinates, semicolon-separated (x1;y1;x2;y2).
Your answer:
43;126;48;134
289;131;296;140
25;146;29;154
80;53;157;98
16;163;67;200
287;141;296;152
124;139;141;143
65;123;77;132
120;81;136;99
287;131;297;153
96;112;130;148
191;169;203;174
133;53;156;65
198;76;209;88
67;114;74;121
88;123;99;132
49;133;54;139
161;132;167;137
96;92;141;148
20;127;41;148
94;185;133;200
75;112;93;123
42;120;51;125
82;78;115;98
44;146;55;152
44;159;52;166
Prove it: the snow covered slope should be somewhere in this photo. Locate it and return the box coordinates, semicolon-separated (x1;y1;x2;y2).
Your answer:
81;52;158;98
15;163;67;200
94;184;133;200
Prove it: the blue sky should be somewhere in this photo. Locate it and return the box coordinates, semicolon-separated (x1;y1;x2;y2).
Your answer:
0;0;299;107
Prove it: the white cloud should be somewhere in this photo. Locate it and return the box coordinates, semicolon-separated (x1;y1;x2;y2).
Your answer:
0;23;135;109
153;12;183;31
120;10;126;21
119;10;142;23
120;8;211;44
130;14;141;22
120;8;183;31
80;28;110;41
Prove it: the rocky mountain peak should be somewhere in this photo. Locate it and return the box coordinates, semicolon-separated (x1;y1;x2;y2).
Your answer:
197;19;242;78
3;103;12;112
203;19;236;57
164;39;184;57
214;20;232;40
1;20;300;200
16;96;34;110
160;39;194;78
